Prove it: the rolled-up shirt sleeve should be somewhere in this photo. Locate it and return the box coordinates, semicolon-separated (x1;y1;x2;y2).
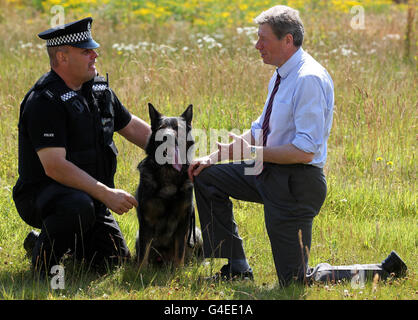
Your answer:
291;75;327;154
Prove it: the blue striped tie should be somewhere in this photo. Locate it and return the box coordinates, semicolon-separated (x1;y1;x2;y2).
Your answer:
255;71;281;177
261;72;281;146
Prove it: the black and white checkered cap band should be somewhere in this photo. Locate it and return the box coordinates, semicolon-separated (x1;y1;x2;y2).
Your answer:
47;30;92;47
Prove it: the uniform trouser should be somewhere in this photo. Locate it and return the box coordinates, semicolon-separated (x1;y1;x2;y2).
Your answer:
14;182;130;274
193;161;327;286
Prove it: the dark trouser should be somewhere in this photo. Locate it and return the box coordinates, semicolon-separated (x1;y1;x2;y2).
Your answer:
193;161;327;286
14;182;130;274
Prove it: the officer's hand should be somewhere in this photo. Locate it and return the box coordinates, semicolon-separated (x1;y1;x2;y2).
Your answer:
103;188;138;215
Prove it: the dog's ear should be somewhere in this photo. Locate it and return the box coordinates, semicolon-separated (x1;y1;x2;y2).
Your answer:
181;104;193;125
148;103;161;128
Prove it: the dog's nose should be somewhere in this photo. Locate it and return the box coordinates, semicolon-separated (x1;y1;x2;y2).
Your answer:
162;129;178;145
165;128;177;137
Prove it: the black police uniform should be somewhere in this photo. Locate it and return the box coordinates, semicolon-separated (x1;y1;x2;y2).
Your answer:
13;17;132;273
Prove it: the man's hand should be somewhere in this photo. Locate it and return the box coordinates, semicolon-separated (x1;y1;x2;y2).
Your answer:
188;155;214;182
100;188;138;215
216;132;252;161
188;132;254;182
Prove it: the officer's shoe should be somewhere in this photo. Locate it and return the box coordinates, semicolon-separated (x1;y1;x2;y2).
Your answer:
205;264;254;282
381;251;408;277
23;230;39;258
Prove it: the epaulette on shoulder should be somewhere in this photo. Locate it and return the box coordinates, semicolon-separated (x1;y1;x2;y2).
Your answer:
42;88;56;101
35;72;75;103
31;71;63;102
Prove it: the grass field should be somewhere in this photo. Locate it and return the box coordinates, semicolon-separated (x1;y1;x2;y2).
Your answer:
0;0;416;300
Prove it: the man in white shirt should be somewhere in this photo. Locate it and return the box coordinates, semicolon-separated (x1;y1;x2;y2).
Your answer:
188;5;334;286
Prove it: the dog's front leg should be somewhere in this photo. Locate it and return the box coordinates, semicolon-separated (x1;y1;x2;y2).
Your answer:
139;239;153;269
173;234;188;268
137;218;155;268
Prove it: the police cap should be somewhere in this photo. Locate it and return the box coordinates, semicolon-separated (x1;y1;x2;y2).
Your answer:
38;17;100;49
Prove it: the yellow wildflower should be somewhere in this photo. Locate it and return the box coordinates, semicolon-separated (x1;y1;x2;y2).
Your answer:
239;4;248;11
133;8;152;16
193;18;207;26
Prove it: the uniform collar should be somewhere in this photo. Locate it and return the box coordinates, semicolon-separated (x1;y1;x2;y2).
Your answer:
277;47;303;79
49;68;61;81
81;77;95;96
49;68;95;95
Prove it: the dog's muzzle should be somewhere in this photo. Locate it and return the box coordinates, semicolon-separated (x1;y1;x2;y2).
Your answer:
156;129;184;171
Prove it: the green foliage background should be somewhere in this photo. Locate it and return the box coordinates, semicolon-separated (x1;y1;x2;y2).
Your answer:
0;0;416;300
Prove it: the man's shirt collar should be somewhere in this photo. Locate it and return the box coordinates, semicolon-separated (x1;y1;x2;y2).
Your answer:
277;47;303;79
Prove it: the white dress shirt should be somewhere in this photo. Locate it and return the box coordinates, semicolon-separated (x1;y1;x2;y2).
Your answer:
251;47;334;168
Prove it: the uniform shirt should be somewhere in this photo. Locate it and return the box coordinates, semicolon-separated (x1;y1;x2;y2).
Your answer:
15;70;132;193
251;48;334;168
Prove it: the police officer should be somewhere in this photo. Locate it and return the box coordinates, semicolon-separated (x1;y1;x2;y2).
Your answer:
13;17;151;276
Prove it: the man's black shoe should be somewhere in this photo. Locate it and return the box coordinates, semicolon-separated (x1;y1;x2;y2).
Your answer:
23;230;39;258
381;251;408;277
205;264;254;282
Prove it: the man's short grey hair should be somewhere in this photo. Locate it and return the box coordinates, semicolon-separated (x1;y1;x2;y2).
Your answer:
47;46;69;68
254;5;304;47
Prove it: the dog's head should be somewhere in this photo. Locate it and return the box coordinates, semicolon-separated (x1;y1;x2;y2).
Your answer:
146;103;194;171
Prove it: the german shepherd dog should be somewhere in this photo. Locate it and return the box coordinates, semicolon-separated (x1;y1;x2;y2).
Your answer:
135;103;202;267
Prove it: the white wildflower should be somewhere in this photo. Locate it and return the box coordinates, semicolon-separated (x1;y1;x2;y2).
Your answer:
341;48;357;56
382;34;400;40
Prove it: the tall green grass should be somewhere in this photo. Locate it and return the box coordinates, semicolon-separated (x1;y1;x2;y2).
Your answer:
0;3;416;300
